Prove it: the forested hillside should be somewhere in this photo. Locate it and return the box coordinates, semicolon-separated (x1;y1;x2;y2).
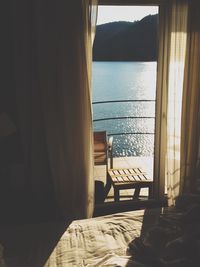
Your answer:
93;14;158;61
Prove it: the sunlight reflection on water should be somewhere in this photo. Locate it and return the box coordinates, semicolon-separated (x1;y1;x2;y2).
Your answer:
92;61;157;157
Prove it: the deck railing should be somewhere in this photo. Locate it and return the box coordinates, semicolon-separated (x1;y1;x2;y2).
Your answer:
92;99;156;137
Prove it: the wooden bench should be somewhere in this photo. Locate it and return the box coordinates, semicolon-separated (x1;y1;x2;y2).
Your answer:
107;167;153;202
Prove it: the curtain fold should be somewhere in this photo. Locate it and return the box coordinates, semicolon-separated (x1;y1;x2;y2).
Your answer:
154;0;170;199
14;0;98;220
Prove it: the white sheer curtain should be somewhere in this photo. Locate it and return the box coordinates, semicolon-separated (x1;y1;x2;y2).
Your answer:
157;0;200;204
166;0;188;205
156;0;188;204
14;0;98;220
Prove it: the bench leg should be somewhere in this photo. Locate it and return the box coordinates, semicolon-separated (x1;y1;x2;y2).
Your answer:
104;180;112;198
104;172;112;198
149;184;153;199
133;187;141;199
114;188;120;202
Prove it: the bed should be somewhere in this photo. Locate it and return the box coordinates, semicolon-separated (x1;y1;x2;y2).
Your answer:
1;195;200;267
44;202;200;267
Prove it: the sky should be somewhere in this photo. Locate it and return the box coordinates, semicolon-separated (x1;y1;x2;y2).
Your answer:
97;6;158;25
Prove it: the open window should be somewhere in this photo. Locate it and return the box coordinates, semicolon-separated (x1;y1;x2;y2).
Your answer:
93;0;165;202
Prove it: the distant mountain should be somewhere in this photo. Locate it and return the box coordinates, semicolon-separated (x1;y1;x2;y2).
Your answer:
93;14;158;61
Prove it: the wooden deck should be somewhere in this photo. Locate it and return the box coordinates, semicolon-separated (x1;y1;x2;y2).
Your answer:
94;156;153;201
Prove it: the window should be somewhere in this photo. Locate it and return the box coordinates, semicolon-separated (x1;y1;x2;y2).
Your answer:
93;1;164;201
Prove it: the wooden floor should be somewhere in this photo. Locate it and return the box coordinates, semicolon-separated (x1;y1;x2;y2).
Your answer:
94;156;153;202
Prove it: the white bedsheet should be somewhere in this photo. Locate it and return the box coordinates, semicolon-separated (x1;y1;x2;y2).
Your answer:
45;209;162;267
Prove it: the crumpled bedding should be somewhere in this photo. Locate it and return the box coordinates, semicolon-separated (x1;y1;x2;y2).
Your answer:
45;208;179;267
128;200;200;267
45;198;200;267
45;209;146;267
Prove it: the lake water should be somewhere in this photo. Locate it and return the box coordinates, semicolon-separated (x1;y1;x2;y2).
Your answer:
92;61;157;157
